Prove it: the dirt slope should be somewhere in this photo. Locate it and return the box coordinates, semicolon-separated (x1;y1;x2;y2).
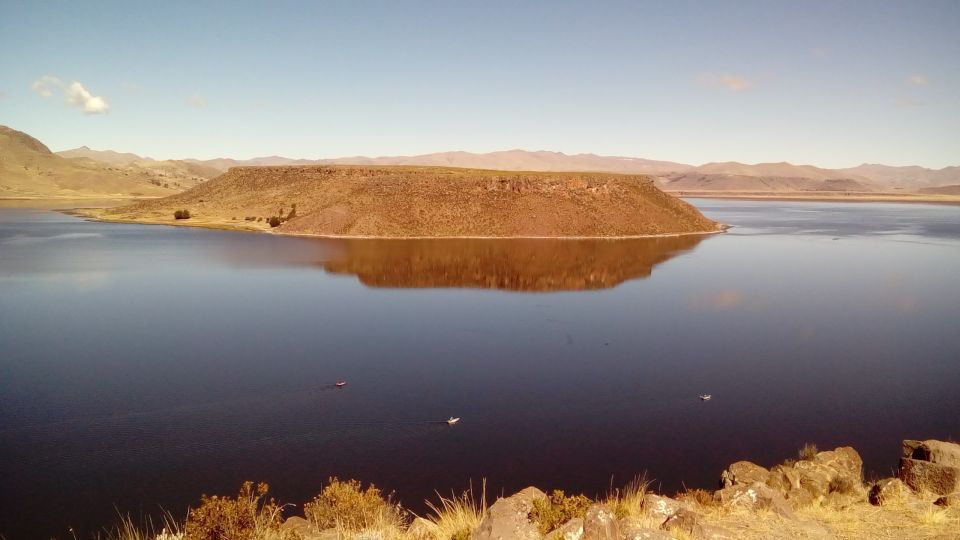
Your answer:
98;165;721;238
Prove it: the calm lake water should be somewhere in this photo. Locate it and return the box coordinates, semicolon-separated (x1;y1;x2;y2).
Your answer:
1;199;959;538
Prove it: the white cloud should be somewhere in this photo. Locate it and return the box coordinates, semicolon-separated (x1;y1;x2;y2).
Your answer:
186;94;206;108
699;73;752;92
65;81;110;114
31;75;63;97
909;74;928;86
32;76;110;114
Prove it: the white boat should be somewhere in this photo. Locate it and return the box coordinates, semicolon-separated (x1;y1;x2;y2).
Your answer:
447;417;460;425
699;394;712;401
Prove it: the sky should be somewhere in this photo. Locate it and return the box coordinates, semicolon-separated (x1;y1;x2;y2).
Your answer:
1;0;958;168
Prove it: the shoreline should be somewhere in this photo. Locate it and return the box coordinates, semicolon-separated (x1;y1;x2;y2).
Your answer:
68;209;731;240
672;192;960;205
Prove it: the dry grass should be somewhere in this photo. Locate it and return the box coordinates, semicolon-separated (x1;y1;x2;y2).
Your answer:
528;490;593;535
605;475;651;518
418;481;488;540
304;477;408;539
676;488;719;509
99;513;182;540
798;443;819;461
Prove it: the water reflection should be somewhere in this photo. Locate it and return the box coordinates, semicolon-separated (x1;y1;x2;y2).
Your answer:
316;235;708;291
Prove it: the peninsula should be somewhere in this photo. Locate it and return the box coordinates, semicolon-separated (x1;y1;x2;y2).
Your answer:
83;165;723;238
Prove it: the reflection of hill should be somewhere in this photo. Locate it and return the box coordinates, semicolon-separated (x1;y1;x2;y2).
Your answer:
320;236;707;291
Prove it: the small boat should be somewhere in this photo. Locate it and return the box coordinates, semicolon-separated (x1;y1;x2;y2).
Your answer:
699;394;712;401
335;381;347;387
447;417;460;425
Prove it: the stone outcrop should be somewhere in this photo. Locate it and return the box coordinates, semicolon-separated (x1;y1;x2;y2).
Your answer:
544;518;583;540
934;492;960;507
718;446;863;505
473;486;547;540
641;494;689;521
899;439;960;495
582;505;619;540
868;478;908;506
660;508;733;540
714;481;795;518
620;520;674;540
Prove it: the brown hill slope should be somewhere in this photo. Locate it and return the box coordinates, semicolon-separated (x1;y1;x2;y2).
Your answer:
658;173;875;192
97;165;721;238
0;126;177;199
57;146;220;189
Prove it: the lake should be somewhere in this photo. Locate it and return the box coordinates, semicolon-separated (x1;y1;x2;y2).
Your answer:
1;199;959;538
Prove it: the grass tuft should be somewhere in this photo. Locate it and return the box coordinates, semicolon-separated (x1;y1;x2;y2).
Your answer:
606;475;651;518
528;490;592;535
421;481;487;540
798;443;819;461
304;477;408;538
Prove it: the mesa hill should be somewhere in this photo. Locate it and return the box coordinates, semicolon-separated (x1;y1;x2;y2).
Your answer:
99;165;722;237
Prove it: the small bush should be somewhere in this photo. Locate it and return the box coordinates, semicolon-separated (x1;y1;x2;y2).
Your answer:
607;475;650;518
268;216;282;228
183;481;287;540
304;477;407;534
174;209;191;220
528;490;592;535
798;443;819;461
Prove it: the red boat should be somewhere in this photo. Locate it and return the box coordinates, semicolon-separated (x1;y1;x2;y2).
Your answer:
335;381;347;387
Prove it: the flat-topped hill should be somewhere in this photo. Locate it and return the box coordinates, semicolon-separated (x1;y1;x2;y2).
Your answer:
96;165;722;238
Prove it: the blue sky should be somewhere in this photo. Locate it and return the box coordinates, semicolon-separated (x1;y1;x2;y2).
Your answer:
1;0;957;168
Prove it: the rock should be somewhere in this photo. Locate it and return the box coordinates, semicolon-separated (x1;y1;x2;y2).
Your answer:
765;465;801;494
903;439;960;468
719;461;770;488
641;494;687;520
407;517;439;540
934;492;960;507
899;440;960;495
582;504;618;540
660;508;734;540
620;520;674;540
714;482;795;518
812;447;863;484
473;486;547;540
280;517;337;540
899;458;960;496
544;518;583;540
869;478;908;506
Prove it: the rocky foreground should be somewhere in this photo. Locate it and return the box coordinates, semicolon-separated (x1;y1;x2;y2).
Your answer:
88;165;723;238
277;439;959;540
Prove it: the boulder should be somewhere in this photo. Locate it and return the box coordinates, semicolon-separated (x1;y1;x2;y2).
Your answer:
582;505;618;540
765;464;801;494
544;517;583;540
473;486;547;540
660;508;734;540
714;481;795;518
934;492;960;507
641;494;687;520
868;478;908;506
407;517;439;540
899;440;960;495
620;519;674;540
280;517;337;540
903;439;960;468
719;461;770;488
812;447;863;484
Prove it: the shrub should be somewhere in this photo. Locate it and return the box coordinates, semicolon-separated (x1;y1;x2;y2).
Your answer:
829;476;857;494
304;477;407;534
174;209;191;220
183;481;288;540
606;475;650;518
268;216;282;228
424;482;487;540
528;490;592;535
798;443;819;461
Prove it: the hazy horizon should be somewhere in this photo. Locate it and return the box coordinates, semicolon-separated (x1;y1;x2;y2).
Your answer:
2;0;958;169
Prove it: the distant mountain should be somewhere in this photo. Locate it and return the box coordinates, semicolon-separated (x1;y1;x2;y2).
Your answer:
691;161;867;182
837;164;960;189
920;184;960;195
57;146;221;189
57;146;151;166
0;126;176;199
657;172;875;193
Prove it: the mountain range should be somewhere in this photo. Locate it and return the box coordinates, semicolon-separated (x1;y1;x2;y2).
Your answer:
2;124;958;199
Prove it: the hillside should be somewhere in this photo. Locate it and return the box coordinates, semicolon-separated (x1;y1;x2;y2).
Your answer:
93;165;722;238
0;126;177;199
